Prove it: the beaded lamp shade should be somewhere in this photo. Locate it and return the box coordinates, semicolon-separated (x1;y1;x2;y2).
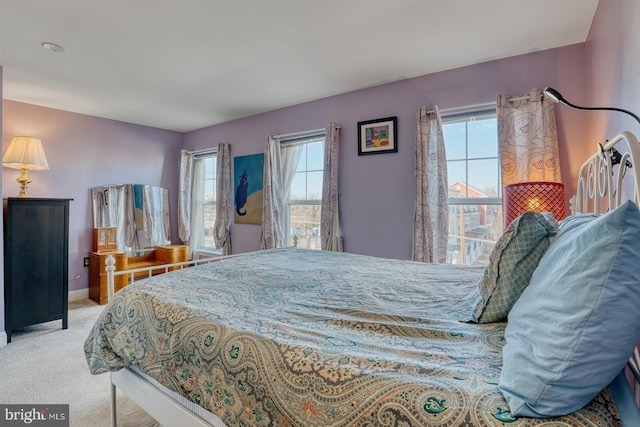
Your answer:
503;182;566;228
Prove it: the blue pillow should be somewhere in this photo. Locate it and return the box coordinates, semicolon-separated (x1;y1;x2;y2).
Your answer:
499;200;640;417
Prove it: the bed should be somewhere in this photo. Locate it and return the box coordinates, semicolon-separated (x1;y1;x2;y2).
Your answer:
85;131;640;426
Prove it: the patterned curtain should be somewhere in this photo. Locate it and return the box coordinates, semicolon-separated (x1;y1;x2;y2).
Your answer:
497;89;561;185
213;143;232;255
413;106;449;263
178;150;194;242
260;136;286;249
321;122;343;252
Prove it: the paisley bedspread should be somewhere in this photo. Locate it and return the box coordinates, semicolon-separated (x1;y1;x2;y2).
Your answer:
84;248;623;426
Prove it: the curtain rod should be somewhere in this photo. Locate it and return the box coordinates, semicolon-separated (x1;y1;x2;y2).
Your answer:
427;101;496;116
507;95;530;102
505;92;545;103
421;93;545;116
428;95;541;115
185;147;217;156
273;126;341;141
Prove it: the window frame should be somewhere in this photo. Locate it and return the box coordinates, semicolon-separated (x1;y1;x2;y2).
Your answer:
281;133;325;249
443;109;501;203
442;109;501;265
193;151;218;255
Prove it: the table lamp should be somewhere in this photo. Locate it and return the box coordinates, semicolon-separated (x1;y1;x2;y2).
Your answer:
2;136;49;197
503;181;566;228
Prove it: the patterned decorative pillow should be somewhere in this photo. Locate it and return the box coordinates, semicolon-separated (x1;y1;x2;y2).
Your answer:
469;211;557;323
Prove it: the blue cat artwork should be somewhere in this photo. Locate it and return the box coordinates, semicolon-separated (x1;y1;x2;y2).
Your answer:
235;169;248;216
233;153;264;224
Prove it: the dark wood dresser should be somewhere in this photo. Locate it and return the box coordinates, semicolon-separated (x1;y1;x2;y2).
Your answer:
3;198;72;342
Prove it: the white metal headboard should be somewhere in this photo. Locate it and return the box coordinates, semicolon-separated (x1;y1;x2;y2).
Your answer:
573;131;640;214
574;131;640;408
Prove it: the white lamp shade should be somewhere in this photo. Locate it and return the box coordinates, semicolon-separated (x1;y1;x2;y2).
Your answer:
2;136;49;170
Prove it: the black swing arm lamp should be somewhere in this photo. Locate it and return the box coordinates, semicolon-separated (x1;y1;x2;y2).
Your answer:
543;87;637;168
543;87;640;126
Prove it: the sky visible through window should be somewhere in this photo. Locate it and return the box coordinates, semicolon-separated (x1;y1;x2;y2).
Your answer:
291;140;324;200
202;155;217;249
287;137;324;249
203;156;216;202
443;117;500;197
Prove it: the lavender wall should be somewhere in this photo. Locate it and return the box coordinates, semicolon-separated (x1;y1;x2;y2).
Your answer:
1;101;183;294
585;0;640;141
584;0;640;386
184;44;590;259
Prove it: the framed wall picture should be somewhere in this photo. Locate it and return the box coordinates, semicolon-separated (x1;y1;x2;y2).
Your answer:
234;153;265;225
357;116;398;155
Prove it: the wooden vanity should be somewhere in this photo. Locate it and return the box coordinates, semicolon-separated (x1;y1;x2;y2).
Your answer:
89;244;189;304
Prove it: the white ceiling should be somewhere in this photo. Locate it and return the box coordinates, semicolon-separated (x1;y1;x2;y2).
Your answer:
0;0;599;133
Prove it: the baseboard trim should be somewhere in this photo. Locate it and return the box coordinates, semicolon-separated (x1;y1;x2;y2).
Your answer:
69;288;89;302
0;331;7;348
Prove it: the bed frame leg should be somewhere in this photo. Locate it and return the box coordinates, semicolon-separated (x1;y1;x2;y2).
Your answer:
110;377;117;427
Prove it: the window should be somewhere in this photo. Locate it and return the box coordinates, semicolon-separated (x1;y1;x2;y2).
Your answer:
194;153;217;253
283;135;325;249
443;110;501;265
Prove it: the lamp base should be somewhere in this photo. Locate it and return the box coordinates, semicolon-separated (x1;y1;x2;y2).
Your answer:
16;167;32;198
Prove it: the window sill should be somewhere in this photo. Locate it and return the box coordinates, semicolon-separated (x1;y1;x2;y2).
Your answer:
194;249;223;259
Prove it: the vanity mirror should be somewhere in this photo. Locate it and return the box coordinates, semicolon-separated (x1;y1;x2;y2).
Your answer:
91;184;170;252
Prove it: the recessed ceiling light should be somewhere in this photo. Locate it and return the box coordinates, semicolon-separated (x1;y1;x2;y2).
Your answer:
41;42;64;53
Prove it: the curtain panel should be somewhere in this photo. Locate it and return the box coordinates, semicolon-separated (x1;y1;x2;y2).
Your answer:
213;143;232;256
280;143;303;246
497;89;562;186
260;136;286;249
321;122;343;252
258;134;305;249
178;150;194;243
413;106;449;263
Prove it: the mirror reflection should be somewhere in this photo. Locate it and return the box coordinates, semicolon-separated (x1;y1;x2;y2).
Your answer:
91;184;170;252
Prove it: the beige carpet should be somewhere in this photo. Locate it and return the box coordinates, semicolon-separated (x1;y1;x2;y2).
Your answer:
0;299;158;427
